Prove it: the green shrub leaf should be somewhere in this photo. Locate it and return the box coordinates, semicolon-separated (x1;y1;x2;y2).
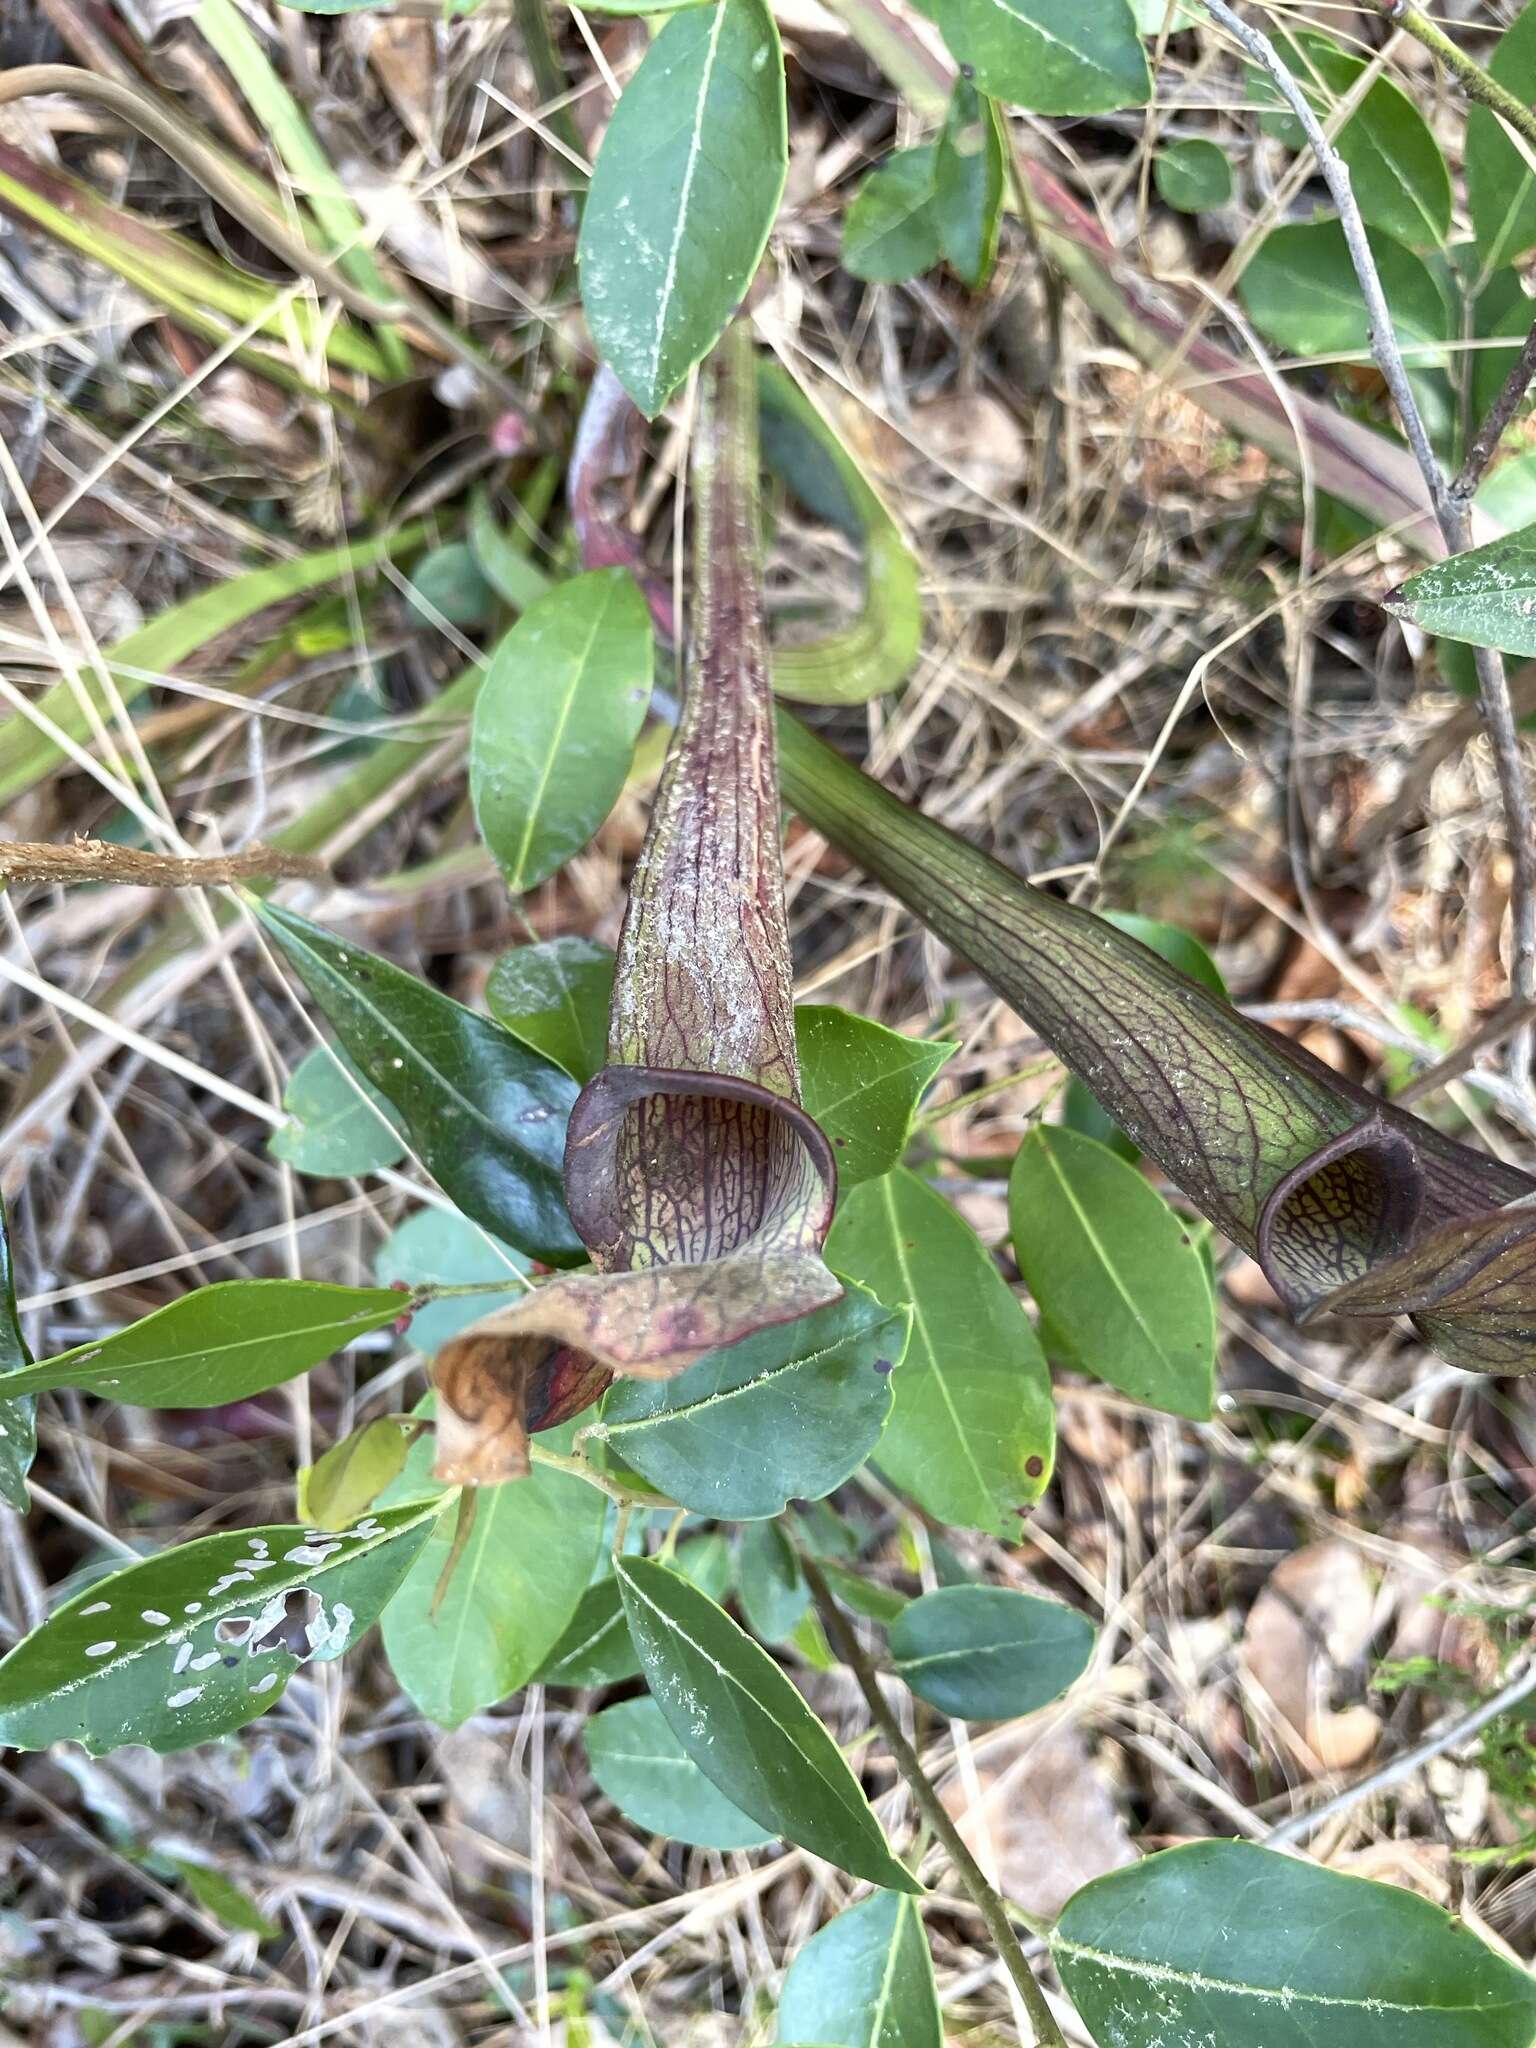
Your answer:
379;1427;605;1728
1240;219;1450;365
738;1519;808;1643
827;1168;1054;1535
887;1585;1094;1719
0;1194;36;1511
4;1279;403;1407
486;937;615;1084
599;1287;908;1518
616;1555;920;1890
930;0;1149;115
536;1575;642;1687
777;1891;941;2047
934;83;1006;288
0;1501;438;1754
796;1007;955;1187
843;147;943;284
1154;139;1232;215
1467;0;1536;271
298;1417;418;1530
586;1694;777;1848
256;901;582;1266
1009;1127;1215;1418
470;570;653;894
268;1043;407;1176
1052;1839;1536;2048
1385;523;1536;656
578;0;787;416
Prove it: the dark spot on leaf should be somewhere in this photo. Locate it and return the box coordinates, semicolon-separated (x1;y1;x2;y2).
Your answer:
873;1357;894;1376
835;1136;847;1147
1025;1455;1045;1479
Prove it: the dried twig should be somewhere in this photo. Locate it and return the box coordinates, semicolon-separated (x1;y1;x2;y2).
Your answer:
1369;0;1536;162
0;839;326;887
1201;0;1536;1061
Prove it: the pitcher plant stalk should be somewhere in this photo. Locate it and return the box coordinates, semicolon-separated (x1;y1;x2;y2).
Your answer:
774;716;1536;1374
433;325;840;1483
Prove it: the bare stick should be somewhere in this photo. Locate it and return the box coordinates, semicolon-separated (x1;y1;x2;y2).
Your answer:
0;840;326;887
800;1553;1068;2048
1453;317;1536;503
1201;1;1536;1046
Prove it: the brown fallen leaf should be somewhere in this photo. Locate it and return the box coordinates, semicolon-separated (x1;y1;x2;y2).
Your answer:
1242;1538;1382;1774
941;1722;1138;1921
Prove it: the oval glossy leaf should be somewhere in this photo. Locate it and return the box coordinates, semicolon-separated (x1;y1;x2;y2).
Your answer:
616;1555;920;1892
1240;219;1450;365
934;83;1005;289
931;0;1149;115
298;1416;418;1530
405;541;496;630
1154;138;1232;214
578;0;788;417
268;1043;407;1177
778;1890;941;2048
380;1427;606;1728
738;1518;808;1643
1009;1127;1214;1418
587;1694;776;1849
796;1007;956;1188
375;1207;528;1358
843;147;943;285
599;1288;908;1519
1385;522;1536;656
0;1193;36;1511
826;1168;1054;1536
485;936;615;1084
256;901;582;1266
1261;31;1450;249
887;1585;1094;1720
3;1280;403;1407
1051;1839;1536;2048
470;570;653;894
1468;2;1536;272
0;1501;437;1754
537;1574;643;1687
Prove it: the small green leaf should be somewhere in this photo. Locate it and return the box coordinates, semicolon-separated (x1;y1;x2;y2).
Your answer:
374;1207;528;1357
1009;1127;1215;1418
4;1280;403;1407
380;1427;606;1729
404;541;497;630
587;1694;776;1848
815;1557;908;1626
1468;2;1536;272
467;485;554;612
1240;219;1450;365
485;937;615;1084
826;1168;1055;1536
777;1891;941;2047
887;1585;1094;1719
1385;522;1536;656
738;1519;808;1643
599;1288;908;1519
256;900;582;1266
0;1501;437;1754
470;571;653;894
617;1556;920;1891
843;147;943;284
268;1044;407;1177
1052;1839;1536;2048
675;1529;736;1603
1154;139;1232;214
931;0;1149;115
0;1193;36;1511
168;1858;282;1942
578;0;788;416
536;1575;642;1687
934;83;1006;288
298;1417;417;1530
795;1007;955;1188
1256;32;1450;249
